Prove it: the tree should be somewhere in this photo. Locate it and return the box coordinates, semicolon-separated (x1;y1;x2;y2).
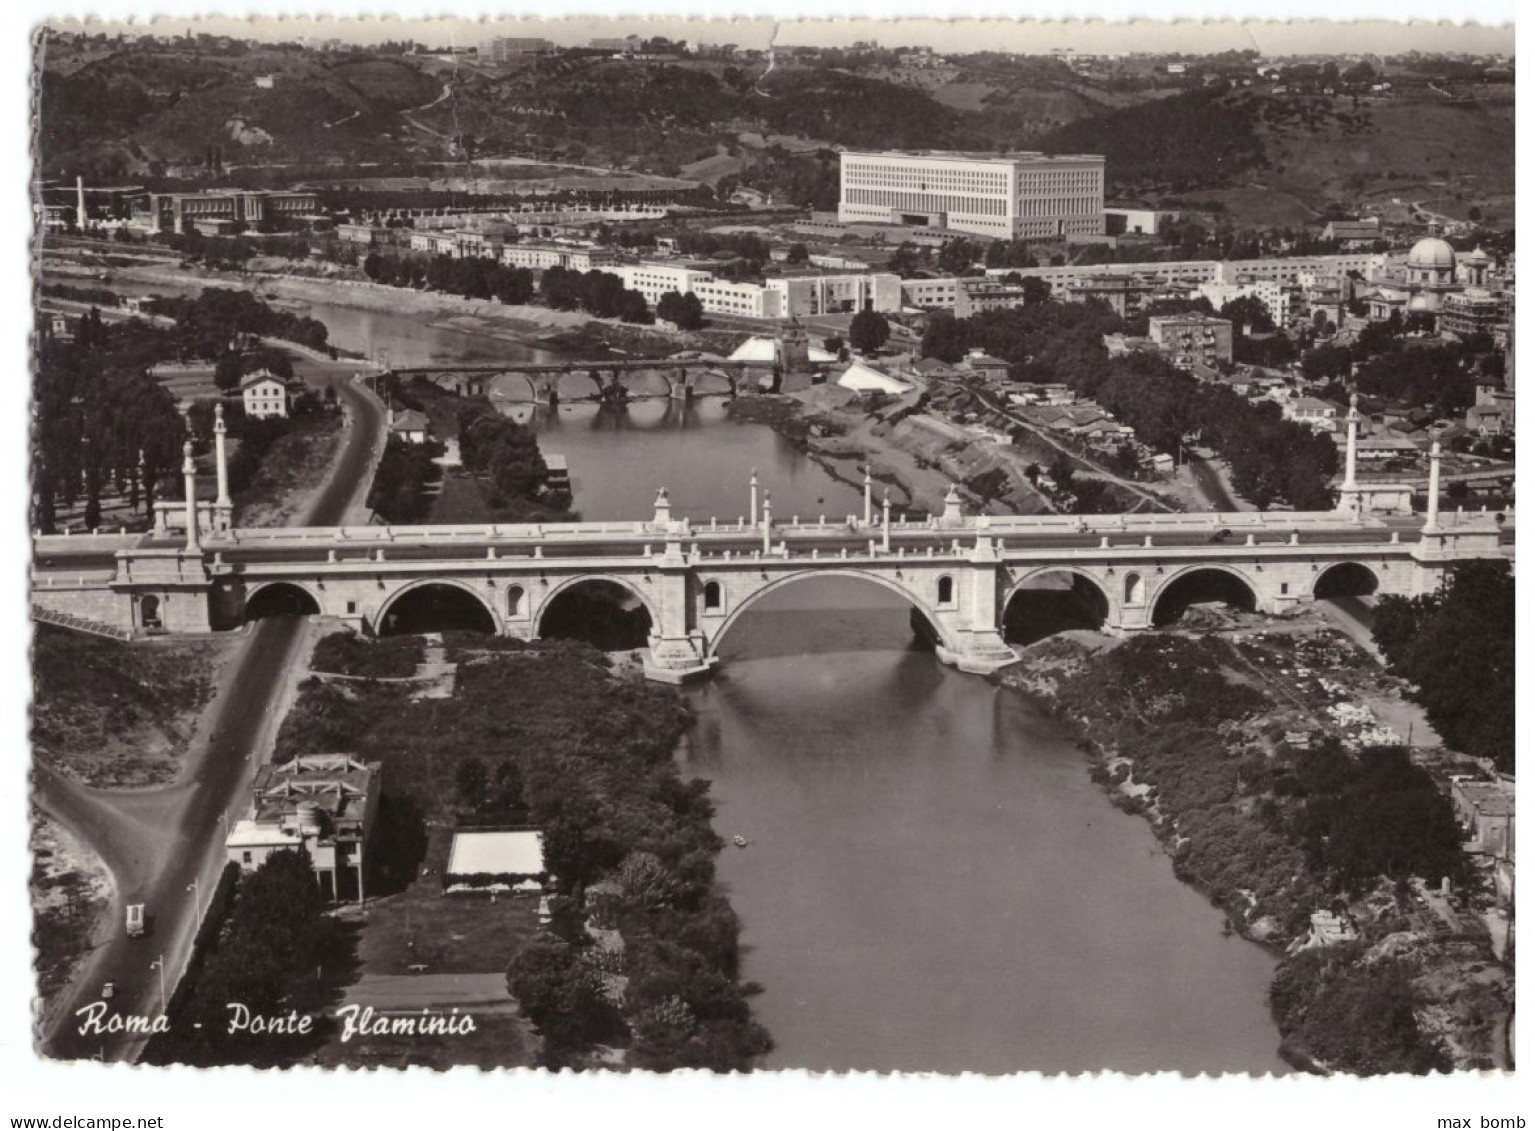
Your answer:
888;241;923;278
937;238;979;276
1220;294;1275;334
455;757;488;811
848;309;890;354
920;311;966;363
657;291;704;331
213;352;244;393
785;243;809;264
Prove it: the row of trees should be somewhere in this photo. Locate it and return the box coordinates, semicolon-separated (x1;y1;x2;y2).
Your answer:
362;251;537;306
33;316;187;532
145;287;330;359
367;434;442;524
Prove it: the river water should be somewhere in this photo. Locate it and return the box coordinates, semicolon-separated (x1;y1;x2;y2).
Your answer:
117;268;1287;1072
681;579;1287;1075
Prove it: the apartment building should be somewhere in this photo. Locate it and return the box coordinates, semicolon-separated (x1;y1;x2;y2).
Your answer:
1148;313;1234;369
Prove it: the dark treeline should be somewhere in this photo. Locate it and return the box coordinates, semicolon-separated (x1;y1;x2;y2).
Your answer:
1302;322;1499;419
363;251;535;305
1371;561;1514;773
145;288;330;358
33;312;186;532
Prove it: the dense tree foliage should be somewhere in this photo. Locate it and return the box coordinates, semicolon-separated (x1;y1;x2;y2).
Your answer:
656;290;705;330
1038;88;1265;190
364;251;536;307
146;288;330;357
1371;561;1514;772
1270;947;1452;1075
145;851;341;1066
456;403;569;512
848;309;891;354
366;435;441;524
33;316;186;532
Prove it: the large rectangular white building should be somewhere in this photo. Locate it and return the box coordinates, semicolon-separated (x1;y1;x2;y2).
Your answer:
838;150;1106;240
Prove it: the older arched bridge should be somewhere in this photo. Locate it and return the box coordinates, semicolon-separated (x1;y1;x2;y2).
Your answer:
31;472;1515;683
396;356;836;406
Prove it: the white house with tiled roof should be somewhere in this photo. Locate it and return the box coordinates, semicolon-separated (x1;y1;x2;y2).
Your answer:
240;368;296;419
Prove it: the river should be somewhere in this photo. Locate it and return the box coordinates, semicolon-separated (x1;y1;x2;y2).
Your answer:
680;578;1288;1075
110;266;1287;1071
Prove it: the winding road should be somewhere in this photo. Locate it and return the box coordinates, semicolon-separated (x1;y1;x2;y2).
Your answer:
36;356;386;1062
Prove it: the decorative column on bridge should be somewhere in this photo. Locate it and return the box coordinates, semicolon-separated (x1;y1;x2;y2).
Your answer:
182;441;200;553
749;468;759;528
881;489;891;552
761;490;773;554
863;466;873;526
1337;393;1363;518
1424;441;1443;533
641;486;716;685
212;404;233;534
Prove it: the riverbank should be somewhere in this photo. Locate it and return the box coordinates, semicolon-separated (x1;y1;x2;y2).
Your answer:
999;619;1511;1074
728;390;1054;518
104;262;749;363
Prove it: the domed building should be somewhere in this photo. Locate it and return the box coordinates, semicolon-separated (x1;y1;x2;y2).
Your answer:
1366;234;1464;322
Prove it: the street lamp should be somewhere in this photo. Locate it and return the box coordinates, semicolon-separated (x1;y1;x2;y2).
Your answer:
186;878;203;931
150;955;167;1011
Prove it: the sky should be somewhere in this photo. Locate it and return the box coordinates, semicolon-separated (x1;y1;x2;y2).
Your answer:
42;13;1515;57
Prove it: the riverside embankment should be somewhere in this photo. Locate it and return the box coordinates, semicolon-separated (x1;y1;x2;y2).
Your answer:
998;623;1512;1075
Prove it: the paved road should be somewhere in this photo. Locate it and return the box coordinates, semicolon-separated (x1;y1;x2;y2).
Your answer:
1188;456;1242;512
38;357;387;1062
41;617;307;1062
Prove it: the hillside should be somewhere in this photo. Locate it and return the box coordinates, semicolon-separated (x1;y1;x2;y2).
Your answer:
37;43;440;176
1039;84;1515;227
31;627;236;786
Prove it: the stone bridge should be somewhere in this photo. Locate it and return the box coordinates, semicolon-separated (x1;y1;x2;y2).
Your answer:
31;464;1515;684
395;358;807;406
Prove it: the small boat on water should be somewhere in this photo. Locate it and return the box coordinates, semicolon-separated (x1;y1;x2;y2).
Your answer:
733;835;749;848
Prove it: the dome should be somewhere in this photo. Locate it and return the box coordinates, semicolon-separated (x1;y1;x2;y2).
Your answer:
1407;237;1456;270
1464;246;1491;263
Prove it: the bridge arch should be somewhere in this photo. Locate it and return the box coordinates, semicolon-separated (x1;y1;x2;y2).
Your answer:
375;577;501;636
704;568;956;660
1001;566;1113;643
533;573;661;644
1312;561;1380;599
1148;563;1260;628
244;580;323;622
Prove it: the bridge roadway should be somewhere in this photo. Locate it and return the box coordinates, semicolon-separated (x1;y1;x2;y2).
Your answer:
32;508;1514;576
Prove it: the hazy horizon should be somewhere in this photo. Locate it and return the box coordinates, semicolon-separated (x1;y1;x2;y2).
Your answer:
41;16;1515;58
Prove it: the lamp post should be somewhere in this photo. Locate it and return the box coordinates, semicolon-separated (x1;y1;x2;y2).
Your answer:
186;878;203;932
150;955;167;1012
